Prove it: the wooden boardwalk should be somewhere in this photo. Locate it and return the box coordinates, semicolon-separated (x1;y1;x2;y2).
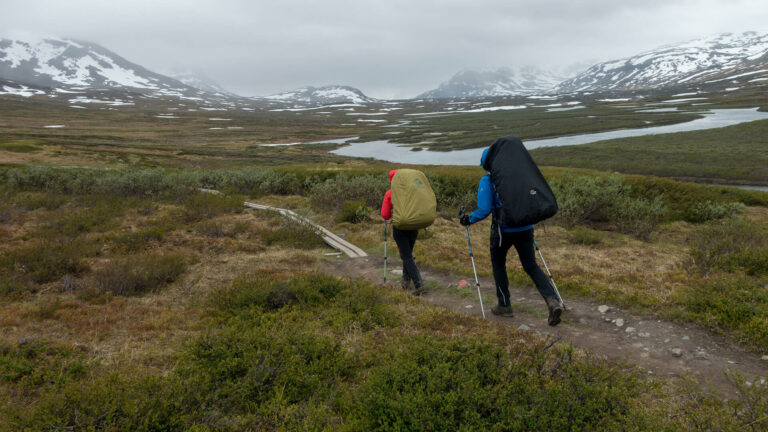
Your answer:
244;201;368;258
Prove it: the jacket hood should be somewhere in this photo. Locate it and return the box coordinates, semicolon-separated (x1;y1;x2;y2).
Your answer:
388;169;398;184
480;148;489;166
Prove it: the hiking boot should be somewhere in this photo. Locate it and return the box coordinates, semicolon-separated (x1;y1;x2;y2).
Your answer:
412;284;426;296
545;296;563;326
491;304;514;317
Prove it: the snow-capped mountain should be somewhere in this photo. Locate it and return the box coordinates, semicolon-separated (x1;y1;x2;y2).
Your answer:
169;70;236;96
0;36;193;93
418;67;568;99
557;31;768;92
262;85;375;105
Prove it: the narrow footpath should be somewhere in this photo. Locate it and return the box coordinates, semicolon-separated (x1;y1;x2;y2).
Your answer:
323;254;768;395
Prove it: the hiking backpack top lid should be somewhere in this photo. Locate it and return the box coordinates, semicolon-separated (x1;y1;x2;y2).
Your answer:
391;169;437;230
482;135;558;227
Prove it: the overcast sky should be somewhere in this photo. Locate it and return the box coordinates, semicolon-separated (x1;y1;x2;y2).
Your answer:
2;0;768;98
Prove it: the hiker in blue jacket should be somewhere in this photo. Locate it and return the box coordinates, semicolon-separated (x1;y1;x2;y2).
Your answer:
459;148;563;326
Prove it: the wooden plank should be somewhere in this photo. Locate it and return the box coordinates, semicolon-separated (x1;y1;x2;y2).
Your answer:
198;188;368;258
244;201;368;258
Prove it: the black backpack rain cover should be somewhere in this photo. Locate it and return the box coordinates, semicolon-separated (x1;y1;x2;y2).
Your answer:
482;135;558;227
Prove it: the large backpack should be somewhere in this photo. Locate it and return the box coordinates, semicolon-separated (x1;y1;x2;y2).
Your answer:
391;169;437;230
482;135;558;227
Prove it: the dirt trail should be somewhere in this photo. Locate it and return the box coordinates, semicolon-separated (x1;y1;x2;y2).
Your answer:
323;254;768;394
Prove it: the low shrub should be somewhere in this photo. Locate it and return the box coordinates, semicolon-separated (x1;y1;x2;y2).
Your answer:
550;174;626;226
209;272;347;313
309;174;388;211
689;200;747;223
259;217;326;249
90;253;189;296
11;192;67;211
688;217;768;276
195;221;225;237
613;195;667;240
678;273;768;349
1;239;100;284
0;339;87;394
43;205;123;236
107;226;167;253
551;174;667;239
337;200;371;224
180;191;243;222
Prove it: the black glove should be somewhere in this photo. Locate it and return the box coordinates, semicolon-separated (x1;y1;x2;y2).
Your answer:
459;214;471;226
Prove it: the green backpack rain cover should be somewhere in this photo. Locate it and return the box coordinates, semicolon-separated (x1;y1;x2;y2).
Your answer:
391;169;437;230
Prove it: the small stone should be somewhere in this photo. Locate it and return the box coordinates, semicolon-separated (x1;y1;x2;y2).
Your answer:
464;305;473;308
761;355;768;361
598;305;611;314
390;269;403;275
578;318;588;325
664;339;670;343
682;336;690;341
518;324;531;331
693;349;707;360
671;348;683;357
604;318;612;323
625;327;636;333
615;318;624;327
638;332;651;338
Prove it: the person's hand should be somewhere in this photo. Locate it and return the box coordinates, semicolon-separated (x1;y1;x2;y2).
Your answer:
459;214;471;226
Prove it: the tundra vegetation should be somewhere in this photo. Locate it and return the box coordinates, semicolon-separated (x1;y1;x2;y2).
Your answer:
1;91;767;429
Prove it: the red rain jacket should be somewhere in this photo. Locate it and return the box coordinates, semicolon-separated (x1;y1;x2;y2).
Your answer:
380;169;398;220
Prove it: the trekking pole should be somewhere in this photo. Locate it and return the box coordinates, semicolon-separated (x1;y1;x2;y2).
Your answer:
533;239;566;309
383;221;388;283
459;207;486;319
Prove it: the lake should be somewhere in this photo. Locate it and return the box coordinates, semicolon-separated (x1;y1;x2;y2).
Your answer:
330;108;768;165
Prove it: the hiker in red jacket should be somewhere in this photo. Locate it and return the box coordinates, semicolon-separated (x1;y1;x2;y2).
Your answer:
382;169;425;295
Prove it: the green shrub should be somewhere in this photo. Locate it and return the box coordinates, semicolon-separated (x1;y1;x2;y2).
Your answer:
688;217;768;276
309;174;388;211
679;273;768;349
209;273;347;314
426;173;478;214
259;217;325;249
350;335;651;431
550;174;626;226
181;191;243;222
43;205;122;236
107;226;167;253
338;200;371;224
11;192;67;210
0;339;87;393
551;174;667;239
613;195;667;239
1;239;100;284
90;253;189;296
689;200;747;222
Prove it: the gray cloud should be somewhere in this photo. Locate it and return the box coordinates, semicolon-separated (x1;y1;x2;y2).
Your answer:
2;0;767;98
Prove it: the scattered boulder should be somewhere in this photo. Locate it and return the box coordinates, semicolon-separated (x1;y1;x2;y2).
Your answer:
598;305;611;314
761;355;768;361
615;318;625;327
638;332;650;338
625;327;636;333
671;348;683;357
518;324;531;331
